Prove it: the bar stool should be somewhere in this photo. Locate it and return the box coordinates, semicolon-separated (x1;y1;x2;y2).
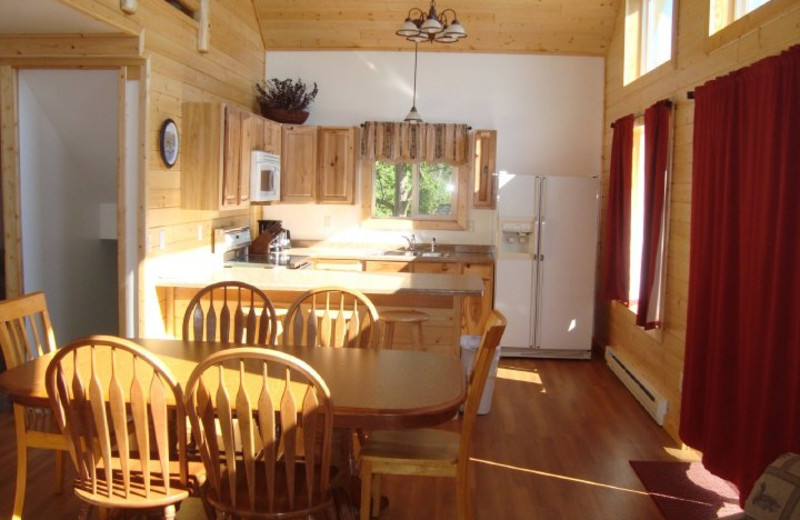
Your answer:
380;310;429;349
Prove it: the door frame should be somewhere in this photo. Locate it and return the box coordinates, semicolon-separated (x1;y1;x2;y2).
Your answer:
0;60;147;336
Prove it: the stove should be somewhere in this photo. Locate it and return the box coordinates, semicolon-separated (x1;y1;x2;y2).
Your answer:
215;226;309;270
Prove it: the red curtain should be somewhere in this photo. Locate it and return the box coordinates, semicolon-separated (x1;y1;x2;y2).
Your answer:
680;44;800;502
602;115;634;302
636;100;671;329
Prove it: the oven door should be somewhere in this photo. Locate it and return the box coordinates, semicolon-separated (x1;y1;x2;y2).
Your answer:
251;151;281;202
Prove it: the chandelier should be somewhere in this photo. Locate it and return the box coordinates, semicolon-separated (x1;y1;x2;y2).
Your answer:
396;0;467;44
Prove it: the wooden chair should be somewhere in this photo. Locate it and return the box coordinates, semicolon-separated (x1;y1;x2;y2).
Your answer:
0;291;70;520
44;335;205;519
283;286;380;349
358;310;507;520
183;346;348;518
183;281;279;346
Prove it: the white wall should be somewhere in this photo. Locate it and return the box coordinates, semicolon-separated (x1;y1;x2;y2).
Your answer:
263;51;604;245
19;69;118;344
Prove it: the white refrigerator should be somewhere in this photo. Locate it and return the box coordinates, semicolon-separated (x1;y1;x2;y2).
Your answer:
495;174;598;358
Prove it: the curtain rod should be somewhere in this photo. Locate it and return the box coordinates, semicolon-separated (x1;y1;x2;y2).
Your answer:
609;99;673;128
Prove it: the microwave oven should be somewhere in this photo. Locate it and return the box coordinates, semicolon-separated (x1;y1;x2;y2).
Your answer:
251;150;281;202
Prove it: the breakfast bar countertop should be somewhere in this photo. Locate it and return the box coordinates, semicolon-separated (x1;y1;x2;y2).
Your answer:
155;265;484;297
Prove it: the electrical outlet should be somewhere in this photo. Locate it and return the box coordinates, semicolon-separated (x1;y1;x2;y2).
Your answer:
467;219;475;232
197;224;203;241
159;230;166;250
324;215;333;228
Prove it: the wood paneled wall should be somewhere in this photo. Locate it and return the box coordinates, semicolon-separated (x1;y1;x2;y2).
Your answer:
0;0;266;334
139;0;264;248
597;0;800;441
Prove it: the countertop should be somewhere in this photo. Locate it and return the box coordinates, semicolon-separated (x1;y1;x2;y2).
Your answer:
156;265;484;296
287;243;495;264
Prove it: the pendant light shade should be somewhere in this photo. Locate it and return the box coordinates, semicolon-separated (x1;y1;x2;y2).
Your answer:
404;106;423;123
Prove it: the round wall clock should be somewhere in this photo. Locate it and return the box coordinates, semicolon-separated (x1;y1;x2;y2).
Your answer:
159;118;179;168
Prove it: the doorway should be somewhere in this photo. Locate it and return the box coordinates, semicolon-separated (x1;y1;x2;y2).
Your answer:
17;69;118;344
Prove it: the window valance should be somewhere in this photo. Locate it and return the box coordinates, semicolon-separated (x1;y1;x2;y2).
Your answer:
360;121;470;166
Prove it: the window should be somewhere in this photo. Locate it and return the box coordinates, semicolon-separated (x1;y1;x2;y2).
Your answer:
624;0;674;85
629;120;646;310
360;121;469;230
373;161;457;219
709;0;771;34
603;100;671;331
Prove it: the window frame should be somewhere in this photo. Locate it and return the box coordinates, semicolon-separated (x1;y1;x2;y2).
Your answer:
361;159;468;231
706;0;787;52
623;0;676;86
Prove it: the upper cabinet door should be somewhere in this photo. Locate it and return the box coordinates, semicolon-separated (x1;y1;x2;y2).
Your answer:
281;125;318;203
317;127;357;204
222;106;250;208
472;129;498;209
181;102;252;211
250;113;282;155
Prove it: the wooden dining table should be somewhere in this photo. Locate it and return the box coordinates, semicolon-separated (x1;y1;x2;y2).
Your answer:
0;338;467;431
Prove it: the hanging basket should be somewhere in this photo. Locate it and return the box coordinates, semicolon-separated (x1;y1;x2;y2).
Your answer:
259;105;309;125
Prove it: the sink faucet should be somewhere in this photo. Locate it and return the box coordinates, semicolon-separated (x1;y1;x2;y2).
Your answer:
402;234;416;250
430;238;436;252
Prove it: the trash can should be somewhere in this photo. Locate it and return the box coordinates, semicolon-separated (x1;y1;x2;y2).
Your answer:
460;335;502;415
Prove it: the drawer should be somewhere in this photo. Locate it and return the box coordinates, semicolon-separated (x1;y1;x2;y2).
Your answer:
413;261;461;274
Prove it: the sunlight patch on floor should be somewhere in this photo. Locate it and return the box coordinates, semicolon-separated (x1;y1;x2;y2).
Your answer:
471;457;650;497
496;366;543;385
664;445;702;462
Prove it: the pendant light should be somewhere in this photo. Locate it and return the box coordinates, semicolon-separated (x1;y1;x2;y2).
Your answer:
404;42;423;123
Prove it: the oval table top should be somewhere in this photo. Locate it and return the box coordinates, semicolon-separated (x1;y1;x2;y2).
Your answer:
0;338;467;431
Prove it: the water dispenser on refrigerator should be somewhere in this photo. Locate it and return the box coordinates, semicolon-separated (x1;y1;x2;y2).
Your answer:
498;219;536;256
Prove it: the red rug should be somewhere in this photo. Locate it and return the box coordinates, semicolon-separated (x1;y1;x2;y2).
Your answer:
630;460;744;520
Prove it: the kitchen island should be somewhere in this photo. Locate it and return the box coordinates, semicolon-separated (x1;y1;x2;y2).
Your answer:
155;266;484;356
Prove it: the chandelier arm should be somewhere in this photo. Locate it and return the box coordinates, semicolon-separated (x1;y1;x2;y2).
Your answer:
438;8;457;24
407;7;426;22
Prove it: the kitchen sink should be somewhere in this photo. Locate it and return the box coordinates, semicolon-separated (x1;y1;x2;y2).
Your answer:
382;249;416;257
382;249;450;258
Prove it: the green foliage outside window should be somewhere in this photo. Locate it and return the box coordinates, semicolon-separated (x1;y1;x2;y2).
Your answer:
373;161;455;218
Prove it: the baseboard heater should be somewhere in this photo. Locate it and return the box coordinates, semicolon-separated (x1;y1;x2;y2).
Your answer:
604;346;667;426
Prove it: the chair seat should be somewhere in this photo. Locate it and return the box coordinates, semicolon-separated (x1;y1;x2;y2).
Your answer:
360;428;460;472
73;459;206;509
205;460;337;517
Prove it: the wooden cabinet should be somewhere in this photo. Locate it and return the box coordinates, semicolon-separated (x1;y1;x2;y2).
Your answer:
461;262;494;335
250;114;281;155
471;129;498;209
181;102;251;210
312;258;364;271
317;127;357;204
364;260;411;273
281;125;318;203
413;261;460;274
280;125;358;204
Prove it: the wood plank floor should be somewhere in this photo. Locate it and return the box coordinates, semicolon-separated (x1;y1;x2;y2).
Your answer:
0;353;692;519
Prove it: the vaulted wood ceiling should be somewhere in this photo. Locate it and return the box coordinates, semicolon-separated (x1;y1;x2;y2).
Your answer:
252;0;619;56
